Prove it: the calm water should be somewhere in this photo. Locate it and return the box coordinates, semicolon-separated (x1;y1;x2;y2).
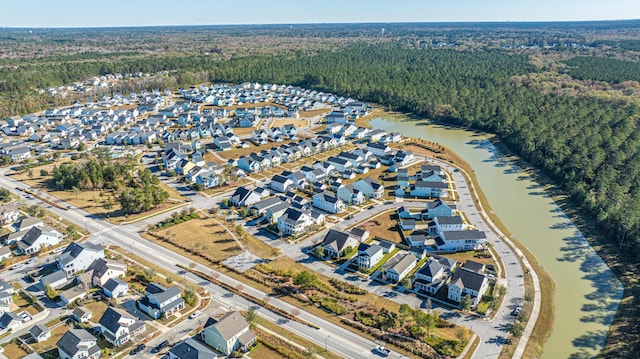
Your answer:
370;114;623;359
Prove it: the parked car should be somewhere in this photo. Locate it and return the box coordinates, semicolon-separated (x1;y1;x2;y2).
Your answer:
374;345;390;357
151;340;170;353
189;310;202;319
53;246;66;253
10;263;23;270
368;205;375;210
26;257;37;265
130;344;146;355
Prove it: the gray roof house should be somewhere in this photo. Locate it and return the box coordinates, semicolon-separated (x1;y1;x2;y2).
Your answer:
71;306;92;323
17;227;63;255
40;270;69;290
138;282;184;319
202;311;256;355
447;268;489;307
382;252;418;283
168;337;218;359
321;229;358;259
56;329;101;359
99;306;146;347
103;278;128;298
57;242;105;276
29;323;51;343
0;312;23;332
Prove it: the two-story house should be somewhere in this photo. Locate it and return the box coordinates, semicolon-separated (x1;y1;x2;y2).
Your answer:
356;243;384;270
321;229;359;259
312;192;345;214
99;307;146;347
381;252;417;283
56;329;101;359
201;311;257;355
138;282;184;319
17;227;63;255
57;242;105;276
447;268;489;307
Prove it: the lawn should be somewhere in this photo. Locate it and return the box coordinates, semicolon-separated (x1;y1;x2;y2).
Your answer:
445;250;497;267
248;342;283;359
203;151;226;165
84;300;109;322
356;210;403;243
1;342;28;358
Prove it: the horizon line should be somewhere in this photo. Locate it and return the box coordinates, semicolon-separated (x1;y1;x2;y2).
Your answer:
2;18;640;30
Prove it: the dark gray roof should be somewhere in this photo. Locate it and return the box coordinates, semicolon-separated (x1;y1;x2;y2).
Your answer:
20;227;43;247
99;307;131;334
426;199;454;210
349;227;368;240
251;197;283;211
206;311;251;341
416;259;444;278
441;230;486;241
169;338;217;359
41;270;68;285
17;216;43;230
435;216;463;225
103;277;127;292
271;174;290;184
414;180;448;189
0;312;21;328
72;306;91;319
450;268;488;292
464;260;485;273
57;329;98;358
29;323;49;338
322;229;355;252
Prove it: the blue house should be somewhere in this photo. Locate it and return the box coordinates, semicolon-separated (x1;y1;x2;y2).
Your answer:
103;278;128;298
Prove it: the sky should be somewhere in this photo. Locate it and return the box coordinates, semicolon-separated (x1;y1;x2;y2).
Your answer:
2;0;640;28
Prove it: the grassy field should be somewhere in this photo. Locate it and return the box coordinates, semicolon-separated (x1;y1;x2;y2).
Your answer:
143;214;277;263
248;342;283;359
217;140;296;160
1;342;28;358
203;151;226;165
445;250;497;267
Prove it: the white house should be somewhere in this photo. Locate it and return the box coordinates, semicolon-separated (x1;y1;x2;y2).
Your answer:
410;181;449;198
312;192;345;214
202;311;257;355
56;329;101;359
269;175;294;193
277;208;312;236
17;227;63;255
433;216;464;234
447;268;489;307
336;185;365;205
357;243;384;270
57;242;105;276
99;307;146;347
436;230;487;251
353;178;384;199
138;282;184;319
321;229;359;259
381;253;417;283
367;142;391;157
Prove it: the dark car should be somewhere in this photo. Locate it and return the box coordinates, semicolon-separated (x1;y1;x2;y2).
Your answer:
151;340;169;353
130;344;146;355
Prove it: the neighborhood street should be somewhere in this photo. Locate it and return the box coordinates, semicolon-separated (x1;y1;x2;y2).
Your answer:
0;146;532;359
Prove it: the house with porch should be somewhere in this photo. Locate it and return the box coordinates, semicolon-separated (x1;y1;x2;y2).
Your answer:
381;252;417;283
447;268;489;307
201;311;257;355
138;282;184;319
321;229;358;259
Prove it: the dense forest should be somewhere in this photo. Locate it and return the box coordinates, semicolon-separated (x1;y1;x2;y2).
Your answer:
563;56;640;83
206;44;640;260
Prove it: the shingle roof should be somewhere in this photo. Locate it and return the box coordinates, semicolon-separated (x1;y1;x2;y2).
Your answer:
450;268;487;292
169;338;217;359
103;277;127;292
206;311;250;340
20;227;44;247
322;229;357;252
99;306;132;334
441;230;486;241
29;323;49;338
57;329;98;358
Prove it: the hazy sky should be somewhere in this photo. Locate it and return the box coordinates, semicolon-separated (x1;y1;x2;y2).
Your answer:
2;0;640;27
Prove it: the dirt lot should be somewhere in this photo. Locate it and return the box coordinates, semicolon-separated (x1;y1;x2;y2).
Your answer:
357;211;403;243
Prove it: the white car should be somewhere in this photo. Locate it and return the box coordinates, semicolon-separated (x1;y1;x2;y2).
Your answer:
26;258;37;265
10;263;23;270
53;246;66;253
189;310;201;319
374;346;390;357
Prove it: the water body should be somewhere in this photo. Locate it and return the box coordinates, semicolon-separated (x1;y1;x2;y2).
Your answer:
370;114;624;359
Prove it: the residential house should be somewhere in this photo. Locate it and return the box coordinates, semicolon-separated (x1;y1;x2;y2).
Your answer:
168;338;218;359
381;253;417;283
353;178;384;199
103;278;128;298
56;329;101;359
229;187;262;208
367;142;391;157
277;208;314;236
410;181;449;198
60;283;87;305
436;230;487;251
447;268;489;307
250;197;285;216
0;312;22;333
326;156;352;173
349;227;370;242
15;216;43;232
269;175;294;193
40;270;69;290
325;110;349;124
71;306;92;323
99;307;146;347
424;199;456;219
433;216;464;234
90;258;126;287
17;227;63;255
337;184;365;205
357;243;384;270
312;192;345;214
57;242;105;276
414;257;456;295
0;280;14;315
202;311;257;355
138;282;184;319
0;203;19;224
30;324;51;343
321;229;359;259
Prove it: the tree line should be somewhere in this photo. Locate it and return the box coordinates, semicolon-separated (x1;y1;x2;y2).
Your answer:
207;43;640;259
